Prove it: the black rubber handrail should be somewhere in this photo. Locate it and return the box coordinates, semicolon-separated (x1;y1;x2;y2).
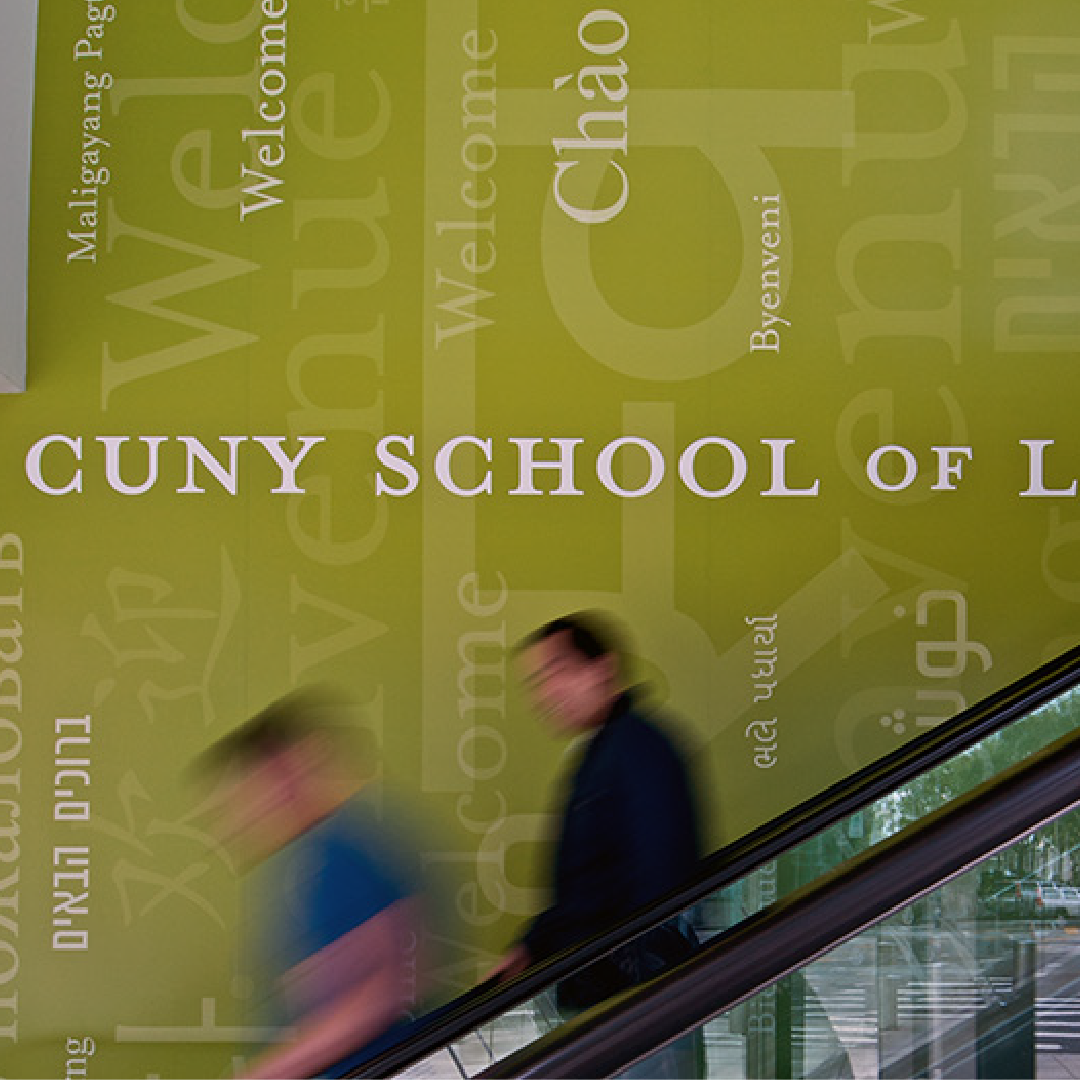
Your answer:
352;642;1080;1078
481;720;1080;1077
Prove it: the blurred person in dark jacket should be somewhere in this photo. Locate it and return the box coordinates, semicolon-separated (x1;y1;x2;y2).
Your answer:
490;612;703;1022
203;691;426;1080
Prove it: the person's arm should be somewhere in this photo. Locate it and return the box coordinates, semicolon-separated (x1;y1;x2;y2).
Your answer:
240;899;420;1080
484;942;532;983
511;752;626;968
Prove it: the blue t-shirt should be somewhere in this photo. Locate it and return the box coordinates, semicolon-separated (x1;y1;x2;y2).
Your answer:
253;798;417;1076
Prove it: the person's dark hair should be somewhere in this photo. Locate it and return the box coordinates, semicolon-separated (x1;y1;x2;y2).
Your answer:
520;610;628;667
196;689;334;776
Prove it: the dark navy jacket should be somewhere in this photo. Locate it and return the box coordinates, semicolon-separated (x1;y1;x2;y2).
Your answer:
521;693;702;1006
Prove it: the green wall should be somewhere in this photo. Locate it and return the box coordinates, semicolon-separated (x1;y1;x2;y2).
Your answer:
4;0;1080;1074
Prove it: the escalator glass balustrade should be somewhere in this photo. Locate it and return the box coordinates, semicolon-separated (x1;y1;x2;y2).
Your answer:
364;666;1080;1078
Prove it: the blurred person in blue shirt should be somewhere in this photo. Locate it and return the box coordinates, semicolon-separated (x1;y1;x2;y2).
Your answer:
203;690;426;1080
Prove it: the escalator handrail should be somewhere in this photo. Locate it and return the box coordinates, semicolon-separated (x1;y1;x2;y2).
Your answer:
352;642;1080;1078
482;721;1080;1078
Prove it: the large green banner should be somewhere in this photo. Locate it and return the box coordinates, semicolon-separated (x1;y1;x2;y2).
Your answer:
4;0;1080;1074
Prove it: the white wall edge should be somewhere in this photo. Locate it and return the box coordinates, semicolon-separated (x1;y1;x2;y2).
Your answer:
0;0;38;394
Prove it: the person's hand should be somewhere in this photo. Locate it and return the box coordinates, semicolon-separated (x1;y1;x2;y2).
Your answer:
484;944;531;983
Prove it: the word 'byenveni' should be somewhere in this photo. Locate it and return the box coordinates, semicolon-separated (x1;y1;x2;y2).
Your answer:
23;434;1080;499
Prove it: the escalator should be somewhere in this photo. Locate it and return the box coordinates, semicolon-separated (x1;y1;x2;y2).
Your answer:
350;644;1080;1078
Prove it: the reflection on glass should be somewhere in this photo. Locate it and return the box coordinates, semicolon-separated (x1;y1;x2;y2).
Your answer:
628;802;1080;1079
